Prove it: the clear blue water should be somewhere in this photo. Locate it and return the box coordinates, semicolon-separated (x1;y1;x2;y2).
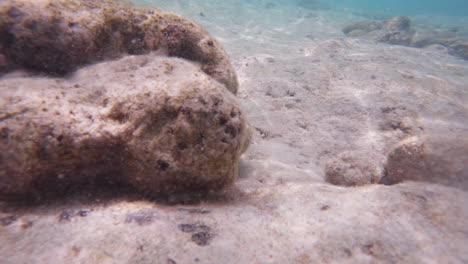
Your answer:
333;0;468;17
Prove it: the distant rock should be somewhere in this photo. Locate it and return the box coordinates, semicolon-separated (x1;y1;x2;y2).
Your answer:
378;16;413;45
343;16;414;46
342;20;385;35
0;0;238;93
343;16;468;60
449;40;468;60
385;135;468;190
325;150;385;186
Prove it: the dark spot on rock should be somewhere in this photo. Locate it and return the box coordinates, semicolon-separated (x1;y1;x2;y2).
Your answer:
177;142;188;150
207;40;214;47
71;246;81;256
59;209;74;222
161;24;187;54
125;210;155;225
68;22;77;28
179;223;197;233
24;20;38;31
56;135;64;142
371;75;377;79
181;108;191;115
107;104;128;123
137;244;144;252
0;127;9;139
156;160;170;171
191;232;213;246
178;223;213;246
3;32;15;47
1;215;18;226
198;97;207;105
219;116;228;125
389;122;410;132
58;209;89;222
102;98;109;106
321;205;330;211
167;258;177;264
7;7;23;18
225;125;237;138
213;98;222;107
378;168;395;185
21;220;34;229
343;248;352;257
78;210;88;217
255;127;269;139
381;106;396;113
177;208;211;214
361;242;381;257
197;133;205;144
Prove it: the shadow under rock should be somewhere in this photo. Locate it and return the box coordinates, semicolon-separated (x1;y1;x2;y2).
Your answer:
0;184;250;221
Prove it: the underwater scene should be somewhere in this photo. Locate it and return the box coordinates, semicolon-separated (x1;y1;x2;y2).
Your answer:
1;0;467;263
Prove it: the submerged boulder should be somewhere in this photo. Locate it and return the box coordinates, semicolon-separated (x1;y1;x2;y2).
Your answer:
0;0;238;93
325;150;386;187
343;16;468;60
385;135;468;190
343;16;414;46
0;55;251;200
0;0;250;201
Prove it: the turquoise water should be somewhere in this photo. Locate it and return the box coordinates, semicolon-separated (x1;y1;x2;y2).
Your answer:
144;0;468;21
332;0;468;17
232;0;468;18
292;0;468;17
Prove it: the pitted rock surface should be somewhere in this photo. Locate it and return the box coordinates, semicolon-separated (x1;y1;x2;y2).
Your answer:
0;0;238;93
0;55;251;200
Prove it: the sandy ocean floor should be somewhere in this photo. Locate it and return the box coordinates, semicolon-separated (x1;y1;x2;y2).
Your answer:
1;1;468;263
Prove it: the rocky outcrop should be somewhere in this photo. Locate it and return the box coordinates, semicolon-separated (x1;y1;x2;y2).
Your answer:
325;150;385;187
0;0;250;201
0;0;238;93
0;55;251;201
385;135;468;190
325;134;468;189
343;16;414;46
343;16;468;60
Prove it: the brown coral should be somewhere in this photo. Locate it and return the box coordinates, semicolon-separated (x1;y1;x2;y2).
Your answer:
0;0;238;93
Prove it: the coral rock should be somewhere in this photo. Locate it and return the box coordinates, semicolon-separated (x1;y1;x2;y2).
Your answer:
343;16;468;60
0;54;251;200
325;150;385;187
385;136;468;190
0;0;238;93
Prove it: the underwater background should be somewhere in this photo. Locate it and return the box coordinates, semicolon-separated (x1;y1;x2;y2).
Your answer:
1;0;468;263
133;0;468;36
134;0;468;17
